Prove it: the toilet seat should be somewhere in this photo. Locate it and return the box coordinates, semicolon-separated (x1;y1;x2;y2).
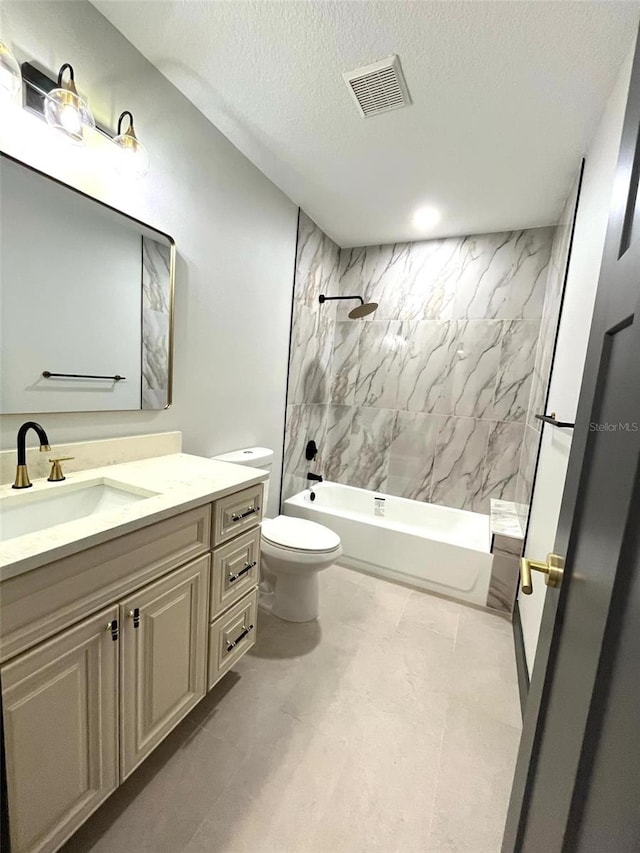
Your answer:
261;515;341;554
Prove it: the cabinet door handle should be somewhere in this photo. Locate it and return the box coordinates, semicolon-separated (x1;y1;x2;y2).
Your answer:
226;623;254;652
128;608;140;628
228;561;257;583
106;619;119;641
231;505;260;522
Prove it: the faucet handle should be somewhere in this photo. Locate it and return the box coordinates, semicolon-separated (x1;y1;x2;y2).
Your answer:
48;456;74;482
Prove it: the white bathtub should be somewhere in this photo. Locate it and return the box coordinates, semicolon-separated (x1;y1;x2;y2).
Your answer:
284;482;493;606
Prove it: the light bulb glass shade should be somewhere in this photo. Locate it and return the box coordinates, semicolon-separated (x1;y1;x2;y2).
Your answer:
44;76;95;144
112;126;149;178
0;41;22;100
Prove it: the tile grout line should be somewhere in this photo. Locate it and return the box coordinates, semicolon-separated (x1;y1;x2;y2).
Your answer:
177;748;251;853
424;692;451;851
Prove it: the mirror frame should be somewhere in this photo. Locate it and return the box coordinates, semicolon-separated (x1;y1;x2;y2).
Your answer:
0;150;176;411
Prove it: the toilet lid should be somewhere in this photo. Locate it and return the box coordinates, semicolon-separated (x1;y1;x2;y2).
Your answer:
261;516;341;553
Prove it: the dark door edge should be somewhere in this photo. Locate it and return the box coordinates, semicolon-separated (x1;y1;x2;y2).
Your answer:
513;600;530;719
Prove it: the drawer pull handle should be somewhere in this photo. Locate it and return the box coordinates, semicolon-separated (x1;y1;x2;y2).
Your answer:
128;608;140;628
226;623;254;652
106;619;119;641
231;505;260;522
228;561;257;583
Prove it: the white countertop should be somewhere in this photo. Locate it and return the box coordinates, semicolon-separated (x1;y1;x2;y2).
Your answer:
0;453;268;581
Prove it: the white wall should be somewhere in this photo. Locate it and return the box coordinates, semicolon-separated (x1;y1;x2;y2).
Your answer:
0;1;298;516
519;40;635;675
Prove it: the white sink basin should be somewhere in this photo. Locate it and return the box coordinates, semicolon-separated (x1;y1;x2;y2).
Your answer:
0;479;158;542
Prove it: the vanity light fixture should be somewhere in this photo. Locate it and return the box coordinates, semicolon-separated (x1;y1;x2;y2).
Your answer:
112;110;149;178
412;205;441;231
0;40;21;100
44;63;95;143
18;61;150;179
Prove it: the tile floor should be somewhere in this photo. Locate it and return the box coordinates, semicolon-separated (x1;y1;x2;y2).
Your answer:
62;565;522;853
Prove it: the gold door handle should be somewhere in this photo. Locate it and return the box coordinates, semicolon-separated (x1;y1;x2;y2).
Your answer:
520;554;564;595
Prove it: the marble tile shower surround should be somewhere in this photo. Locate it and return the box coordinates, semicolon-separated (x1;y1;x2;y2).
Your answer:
515;168;582;511
284;213;555;513
287;212;341;407
487;500;526;614
338;231;550;323
142;238;172;410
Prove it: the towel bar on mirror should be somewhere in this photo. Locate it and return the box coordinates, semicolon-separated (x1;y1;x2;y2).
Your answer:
42;371;126;381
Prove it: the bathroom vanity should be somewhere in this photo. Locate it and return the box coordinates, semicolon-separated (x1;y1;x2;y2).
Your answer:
0;453;266;853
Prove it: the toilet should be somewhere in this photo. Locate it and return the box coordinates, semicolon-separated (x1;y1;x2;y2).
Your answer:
211;447;342;622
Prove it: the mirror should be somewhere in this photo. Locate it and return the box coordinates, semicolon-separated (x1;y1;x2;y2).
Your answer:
0;153;175;413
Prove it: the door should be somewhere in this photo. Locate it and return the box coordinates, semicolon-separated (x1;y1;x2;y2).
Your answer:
119;556;209;779
1;606;118;853
503;28;640;851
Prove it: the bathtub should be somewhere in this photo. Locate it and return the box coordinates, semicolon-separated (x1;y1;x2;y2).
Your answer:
284;482;493;606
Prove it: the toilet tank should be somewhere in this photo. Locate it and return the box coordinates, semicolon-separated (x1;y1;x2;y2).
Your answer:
211;447;274;508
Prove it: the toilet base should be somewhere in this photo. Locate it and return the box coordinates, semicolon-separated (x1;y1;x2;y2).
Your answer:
270;573;320;622
260;536;342;623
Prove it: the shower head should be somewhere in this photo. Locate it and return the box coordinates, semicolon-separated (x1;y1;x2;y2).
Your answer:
348;301;378;319
318;294;379;319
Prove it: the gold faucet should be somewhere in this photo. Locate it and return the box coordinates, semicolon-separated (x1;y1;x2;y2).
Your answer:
13;421;51;489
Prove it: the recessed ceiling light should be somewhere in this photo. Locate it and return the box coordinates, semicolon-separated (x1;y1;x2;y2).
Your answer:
412;206;441;231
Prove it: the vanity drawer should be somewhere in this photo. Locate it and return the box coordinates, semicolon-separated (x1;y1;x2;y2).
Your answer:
211;528;261;618
208;589;257;690
213;484;263;545
0;505;212;663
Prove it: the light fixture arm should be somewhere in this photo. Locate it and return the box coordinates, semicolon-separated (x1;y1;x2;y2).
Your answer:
117;110;135;136
113;109;149;177
57;63;74;87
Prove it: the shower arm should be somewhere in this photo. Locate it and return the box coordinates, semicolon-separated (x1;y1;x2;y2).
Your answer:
318;295;364;306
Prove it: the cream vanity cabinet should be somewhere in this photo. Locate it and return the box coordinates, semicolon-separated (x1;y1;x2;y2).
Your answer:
208;485;262;689
0;483;263;853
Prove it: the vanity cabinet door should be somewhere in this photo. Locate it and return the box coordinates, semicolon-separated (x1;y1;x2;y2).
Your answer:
119;556;209;780
1;606;119;853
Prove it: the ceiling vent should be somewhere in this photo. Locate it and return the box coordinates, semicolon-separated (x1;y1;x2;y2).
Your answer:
343;55;411;118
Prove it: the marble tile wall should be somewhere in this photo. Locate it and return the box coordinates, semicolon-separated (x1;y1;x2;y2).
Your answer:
141;237;172;410
515;167;582;519
487;499;526;615
284;214;556;514
282;212;341;499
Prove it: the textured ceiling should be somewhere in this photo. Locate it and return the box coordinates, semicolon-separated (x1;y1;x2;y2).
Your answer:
92;1;640;247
